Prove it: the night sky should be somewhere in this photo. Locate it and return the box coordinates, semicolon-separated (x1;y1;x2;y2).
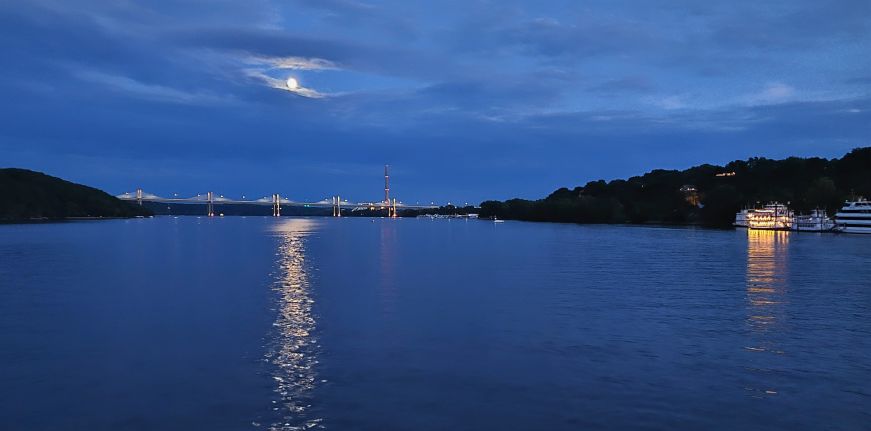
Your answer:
1;0;869;204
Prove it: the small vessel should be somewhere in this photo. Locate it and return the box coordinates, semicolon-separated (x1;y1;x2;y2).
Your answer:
834;199;871;234
733;208;754;228
747;203;793;230
792;209;835;232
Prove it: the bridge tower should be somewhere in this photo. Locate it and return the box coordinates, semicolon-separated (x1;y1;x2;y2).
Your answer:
135;188;143;206
384;165;390;207
332;196;342;217
272;194;281;217
206;191;214;217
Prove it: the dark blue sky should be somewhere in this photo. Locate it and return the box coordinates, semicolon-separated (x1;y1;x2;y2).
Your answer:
1;0;869;203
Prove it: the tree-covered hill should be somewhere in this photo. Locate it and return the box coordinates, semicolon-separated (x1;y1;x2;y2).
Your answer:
479;147;871;227
0;168;152;221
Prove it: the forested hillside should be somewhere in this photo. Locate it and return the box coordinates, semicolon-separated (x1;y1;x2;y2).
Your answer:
479;147;871;227
0;168;151;221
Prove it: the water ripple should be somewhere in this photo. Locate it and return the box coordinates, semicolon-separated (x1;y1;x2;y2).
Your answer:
266;220;322;430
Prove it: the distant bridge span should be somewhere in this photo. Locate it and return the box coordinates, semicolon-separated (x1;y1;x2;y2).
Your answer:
118;166;446;217
116;190;439;217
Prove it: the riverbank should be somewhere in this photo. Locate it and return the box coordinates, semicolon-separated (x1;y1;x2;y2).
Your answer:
0;216;153;224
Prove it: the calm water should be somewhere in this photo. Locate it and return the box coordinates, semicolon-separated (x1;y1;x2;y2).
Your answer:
1;217;869;430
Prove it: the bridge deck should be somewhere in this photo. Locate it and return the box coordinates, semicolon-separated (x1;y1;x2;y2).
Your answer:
118;197;438;209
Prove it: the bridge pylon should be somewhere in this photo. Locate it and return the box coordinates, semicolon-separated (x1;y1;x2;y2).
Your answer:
207;191;214;217
136;188;143;206
272;194;281;217
332;196;342;217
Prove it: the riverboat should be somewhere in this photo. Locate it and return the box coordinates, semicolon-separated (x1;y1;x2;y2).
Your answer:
747;203;793;230
834;199;871;234
792;209;835;232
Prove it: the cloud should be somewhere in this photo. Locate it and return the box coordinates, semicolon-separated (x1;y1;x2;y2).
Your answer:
289;0;418;39
246;55;340;71
73;68;230;105
242;55;338;98
588;76;655;94
292;0;377;15
707;0;871;50
746;82;796;105
454;13;658;61
245;69;327;98
651;95;688;110
172;27;447;81
418;74;564;111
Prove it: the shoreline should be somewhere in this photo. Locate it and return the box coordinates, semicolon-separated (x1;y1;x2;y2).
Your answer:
0;216;152;225
2;214;735;231
3;215;860;234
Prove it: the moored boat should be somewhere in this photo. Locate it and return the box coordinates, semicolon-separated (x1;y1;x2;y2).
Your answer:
834;199;871;234
792;209;835;232
734;208;753;228
747;203;793;230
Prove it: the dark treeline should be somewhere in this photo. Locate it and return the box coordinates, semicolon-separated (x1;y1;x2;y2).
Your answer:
479;147;871;227
343;205;478;217
0;168;152;221
397;205;478;217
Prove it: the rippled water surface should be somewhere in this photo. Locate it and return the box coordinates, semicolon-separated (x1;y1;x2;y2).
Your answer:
1;217;870;430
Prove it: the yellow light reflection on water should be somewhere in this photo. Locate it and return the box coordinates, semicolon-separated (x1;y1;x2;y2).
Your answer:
746;229;789;314
267;219;322;430
743;229;790;397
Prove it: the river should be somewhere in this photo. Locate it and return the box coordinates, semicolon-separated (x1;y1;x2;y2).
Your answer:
1;217;869;430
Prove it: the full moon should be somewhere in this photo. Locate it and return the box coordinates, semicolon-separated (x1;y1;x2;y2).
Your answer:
286;77;299;90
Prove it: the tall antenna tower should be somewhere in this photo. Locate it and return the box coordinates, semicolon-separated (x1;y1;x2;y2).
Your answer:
384;164;390;205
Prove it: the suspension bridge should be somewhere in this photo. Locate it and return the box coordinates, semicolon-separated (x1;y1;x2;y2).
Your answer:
116;166;440;217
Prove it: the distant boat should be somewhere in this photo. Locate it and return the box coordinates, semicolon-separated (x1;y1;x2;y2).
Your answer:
793;209;835;232
733;208;754;228
834;199;871;234
747;203;793;230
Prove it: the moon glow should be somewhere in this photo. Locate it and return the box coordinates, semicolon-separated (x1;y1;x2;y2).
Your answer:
286;77;299;90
